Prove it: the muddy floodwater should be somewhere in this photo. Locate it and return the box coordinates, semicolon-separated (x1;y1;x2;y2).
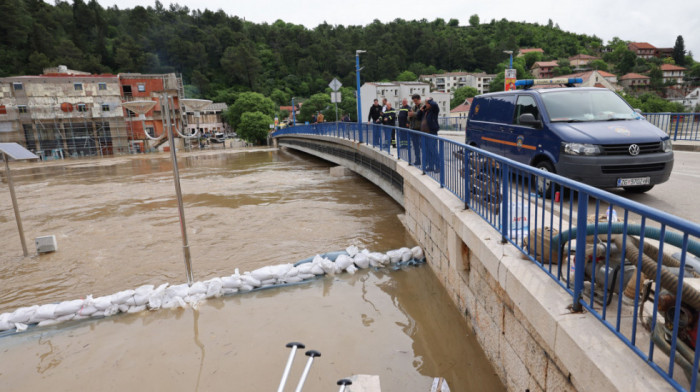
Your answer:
0;148;503;391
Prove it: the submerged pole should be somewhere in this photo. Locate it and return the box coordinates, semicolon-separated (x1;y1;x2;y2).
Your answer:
163;93;194;285
3;153;28;257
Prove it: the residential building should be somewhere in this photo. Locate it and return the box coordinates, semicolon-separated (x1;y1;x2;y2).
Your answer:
597;70;619;84
119;73;184;152
360;82;450;122
619;73;651;89
517;48;544;57
448;98;473;131
552;70;622;91
279;105;300;121
184;102;228;135
660;64;686;85
667;87;700;109
531;61;559;79
568;54;601;70
419;72;495;95
655;47;674;59
628;42;656;59
0;65;128;159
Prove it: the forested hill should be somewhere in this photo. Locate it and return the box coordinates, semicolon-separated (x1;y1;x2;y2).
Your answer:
0;0;602;99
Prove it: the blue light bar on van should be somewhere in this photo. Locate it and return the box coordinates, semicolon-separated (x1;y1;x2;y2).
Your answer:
515;78;583;87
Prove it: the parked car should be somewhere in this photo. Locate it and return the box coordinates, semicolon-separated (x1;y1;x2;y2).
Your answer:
465;86;674;194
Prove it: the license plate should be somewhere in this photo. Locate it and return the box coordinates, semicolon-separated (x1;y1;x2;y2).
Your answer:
617;177;650;187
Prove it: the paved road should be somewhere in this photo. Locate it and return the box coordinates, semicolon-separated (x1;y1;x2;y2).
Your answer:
603;151;700;224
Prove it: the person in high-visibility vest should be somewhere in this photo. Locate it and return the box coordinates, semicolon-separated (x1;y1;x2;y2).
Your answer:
398;98;410;129
381;102;397;149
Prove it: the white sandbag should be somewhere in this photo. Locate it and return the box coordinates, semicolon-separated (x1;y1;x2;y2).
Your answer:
346;245;359;257
56;314;75;322
297;263;314;274
31;303;58;322
346;265;358;275
147;283;168;310
111;290;135;305
400;247;413;262
188;281;207;296
118;304;130;313
298;273;316;280
283;276;303;284
284;267;299;278
335;254;354;270
411;246;424;260
0;318;14;331
241;274;261;288
205;278;224;298
269;264;293;279
311;264;325;275
9;306;38;324
312;255;325;264
221;275;241;289
320;258;339;275
185;294;206;306
261;279;277;286
91;311;105;318
386;250;402;264
222;288;238;295
14;323;28;332
368;252;387;265
127;305;146;314
133;293;149;307
239;284;254;292
124;297;136;306
92;296;112;311
361;249;370;255
104;304;119;317
250;266;274;282
55;299;83;316
166;284;189;299
77;304;98;317
135;284;154;296
353;253;370;269
162;296;187;309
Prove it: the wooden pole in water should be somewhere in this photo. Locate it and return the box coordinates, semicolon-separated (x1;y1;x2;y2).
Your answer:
3;152;28;257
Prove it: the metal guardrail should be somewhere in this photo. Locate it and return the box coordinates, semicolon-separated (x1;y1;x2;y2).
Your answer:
644;113;700;141
273;122;700;391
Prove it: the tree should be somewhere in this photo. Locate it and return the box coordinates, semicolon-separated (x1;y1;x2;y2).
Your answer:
673;35;686;66
396;70;417;81
220;40;262;89
225;92;275;128
649;65;664;89
451;86;478;109
299;93;331;122
270;88;289;106
238;111;273;144
469;14;479;27
588;59;608;71
617;50;637;75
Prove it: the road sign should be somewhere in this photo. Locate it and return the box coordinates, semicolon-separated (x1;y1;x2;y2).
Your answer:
329;78;342;92
331;92;342;103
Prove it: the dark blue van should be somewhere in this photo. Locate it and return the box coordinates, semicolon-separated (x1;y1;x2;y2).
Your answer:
465;87;674;194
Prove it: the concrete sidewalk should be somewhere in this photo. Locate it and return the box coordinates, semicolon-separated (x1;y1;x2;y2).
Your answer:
673;140;700;152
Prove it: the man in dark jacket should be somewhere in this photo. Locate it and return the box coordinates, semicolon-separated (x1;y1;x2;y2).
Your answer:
378;102;396;149
398;98;410;128
408;94;423;166
368;99;382;123
424;98;440;135
423;98;440;171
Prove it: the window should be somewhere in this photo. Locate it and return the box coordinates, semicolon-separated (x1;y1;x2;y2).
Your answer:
137;83;146;92
98;82;107;91
18;105;28;114
123;85;132;96
13;82;23;91
77;103;88;112
145;127;155;138
101;104;110;112
514;95;540;126
74;83;83;91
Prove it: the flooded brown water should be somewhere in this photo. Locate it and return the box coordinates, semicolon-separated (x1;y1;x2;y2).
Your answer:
0;149;503;391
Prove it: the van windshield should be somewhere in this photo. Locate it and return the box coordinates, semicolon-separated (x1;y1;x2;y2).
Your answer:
541;90;638;122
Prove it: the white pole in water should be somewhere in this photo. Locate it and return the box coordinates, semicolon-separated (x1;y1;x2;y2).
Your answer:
3;153;28;256
162;93;194;285
294;350;321;392
277;342;305;392
337;379;352;392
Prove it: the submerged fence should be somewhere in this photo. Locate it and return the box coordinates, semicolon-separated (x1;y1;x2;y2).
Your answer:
274;122;700;391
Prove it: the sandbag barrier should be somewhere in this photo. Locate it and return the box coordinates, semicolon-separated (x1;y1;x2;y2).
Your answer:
0;246;424;337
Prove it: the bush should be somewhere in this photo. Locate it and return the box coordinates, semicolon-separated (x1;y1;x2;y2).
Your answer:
238;111;273;144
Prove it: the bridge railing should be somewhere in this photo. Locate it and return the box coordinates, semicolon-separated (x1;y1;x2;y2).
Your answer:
644;113;700;141
273;122;700;390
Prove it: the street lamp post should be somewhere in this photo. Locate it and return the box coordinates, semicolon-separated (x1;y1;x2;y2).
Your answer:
355;50;366;125
503;50;515;91
291;97;296;126
504;50;513;69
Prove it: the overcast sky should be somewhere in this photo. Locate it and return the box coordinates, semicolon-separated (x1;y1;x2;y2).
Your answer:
97;0;700;64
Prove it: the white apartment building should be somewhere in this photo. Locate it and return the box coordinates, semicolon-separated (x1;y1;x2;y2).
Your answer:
360;82;450;122
419;72;496;95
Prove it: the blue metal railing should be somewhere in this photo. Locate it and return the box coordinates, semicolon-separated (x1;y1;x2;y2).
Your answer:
644;113;700;141
437;116;467;132
274;122;700;390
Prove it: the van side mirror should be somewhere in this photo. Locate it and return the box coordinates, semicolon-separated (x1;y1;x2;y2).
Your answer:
519;113;542;128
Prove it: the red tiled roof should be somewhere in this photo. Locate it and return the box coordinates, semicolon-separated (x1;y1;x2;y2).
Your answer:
519;48;544;54
620;73;650;80
660;64;687;71
532;61;558;69
569;54;600;60
629;42;656;50
594;83;606;88
597;71;616;78
450;98;473;113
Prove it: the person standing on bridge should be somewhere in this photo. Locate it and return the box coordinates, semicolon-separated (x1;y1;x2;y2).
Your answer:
408;94;424;166
398;98;410;129
316;111;325;123
422;98;440;171
368;99;382;124
381;102;397;149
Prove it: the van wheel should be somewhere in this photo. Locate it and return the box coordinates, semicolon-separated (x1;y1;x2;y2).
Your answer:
623;185;654;193
533;160;555;197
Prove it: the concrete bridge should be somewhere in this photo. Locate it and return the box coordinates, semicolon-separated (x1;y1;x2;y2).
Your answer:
274;129;672;392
